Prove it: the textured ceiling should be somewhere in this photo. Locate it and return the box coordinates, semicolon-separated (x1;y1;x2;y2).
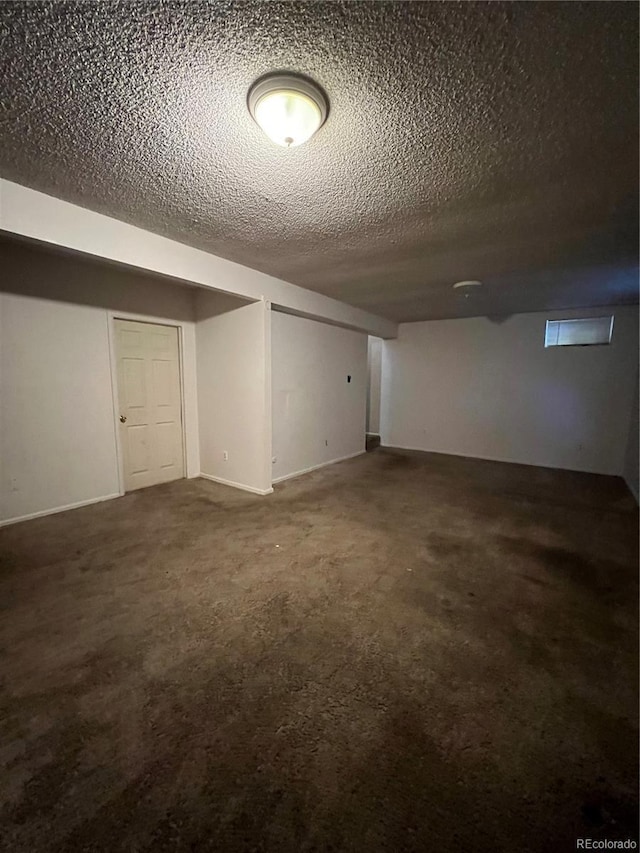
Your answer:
1;1;638;322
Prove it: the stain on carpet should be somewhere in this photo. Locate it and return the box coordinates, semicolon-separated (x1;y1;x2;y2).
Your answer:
0;449;637;852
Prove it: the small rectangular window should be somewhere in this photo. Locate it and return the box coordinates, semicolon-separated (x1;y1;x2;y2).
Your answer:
544;316;614;348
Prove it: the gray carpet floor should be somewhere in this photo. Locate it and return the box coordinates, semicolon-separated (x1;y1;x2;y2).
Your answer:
1;449;638;852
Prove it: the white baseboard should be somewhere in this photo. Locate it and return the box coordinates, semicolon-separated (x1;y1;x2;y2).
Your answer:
382;443;616;477
272;450;366;485
198;472;273;496
0;492;122;528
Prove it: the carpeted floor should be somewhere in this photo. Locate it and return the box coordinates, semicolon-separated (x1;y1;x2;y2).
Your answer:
0;449;638;853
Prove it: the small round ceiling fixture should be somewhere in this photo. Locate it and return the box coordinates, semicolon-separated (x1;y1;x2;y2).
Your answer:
452;280;483;290
248;73;328;148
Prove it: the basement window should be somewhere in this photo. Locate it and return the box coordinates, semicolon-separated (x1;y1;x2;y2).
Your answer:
544;316;614;348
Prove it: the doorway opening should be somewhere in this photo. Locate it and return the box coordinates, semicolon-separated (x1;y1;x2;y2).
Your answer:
366;336;382;452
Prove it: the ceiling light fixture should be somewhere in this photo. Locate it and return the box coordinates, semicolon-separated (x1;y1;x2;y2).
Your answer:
452;280;483;289
248;73;328;148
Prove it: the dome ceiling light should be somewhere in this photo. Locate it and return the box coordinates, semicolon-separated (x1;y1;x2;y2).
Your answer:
453;280;483;300
452;280;483;290
248;73;329;148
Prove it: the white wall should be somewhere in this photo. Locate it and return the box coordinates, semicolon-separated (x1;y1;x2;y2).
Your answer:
0;180;397;340
623;375;639;501
272;311;367;482
0;240;199;525
367;336;382;434
196;293;272;494
381;306;639;476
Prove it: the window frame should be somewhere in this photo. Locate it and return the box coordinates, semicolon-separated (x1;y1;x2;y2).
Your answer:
544;316;614;348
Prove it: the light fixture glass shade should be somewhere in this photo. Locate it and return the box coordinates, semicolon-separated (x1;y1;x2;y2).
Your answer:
452;280;482;289
248;74;328;148
254;90;321;147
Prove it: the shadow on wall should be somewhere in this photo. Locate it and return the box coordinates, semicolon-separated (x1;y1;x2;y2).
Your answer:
195;288;255;321
484;314;513;324
1;234;199;321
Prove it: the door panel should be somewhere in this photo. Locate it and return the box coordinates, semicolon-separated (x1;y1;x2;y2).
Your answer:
122;358;146;408
152;359;173;407
156;421;179;469
115;319;185;491
127;424;151;475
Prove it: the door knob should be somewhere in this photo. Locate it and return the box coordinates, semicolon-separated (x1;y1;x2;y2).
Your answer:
120;415;127;423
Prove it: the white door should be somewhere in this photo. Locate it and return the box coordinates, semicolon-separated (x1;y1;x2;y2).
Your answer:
114;319;185;491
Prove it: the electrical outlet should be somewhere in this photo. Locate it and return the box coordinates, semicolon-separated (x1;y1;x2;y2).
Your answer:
325;440;328;446
223;451;229;461
272;456;277;463
10;477;18;492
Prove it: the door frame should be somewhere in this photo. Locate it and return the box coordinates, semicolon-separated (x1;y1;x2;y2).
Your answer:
107;312;188;496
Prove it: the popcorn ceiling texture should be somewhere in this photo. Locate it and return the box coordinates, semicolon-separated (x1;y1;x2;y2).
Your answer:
0;1;637;321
